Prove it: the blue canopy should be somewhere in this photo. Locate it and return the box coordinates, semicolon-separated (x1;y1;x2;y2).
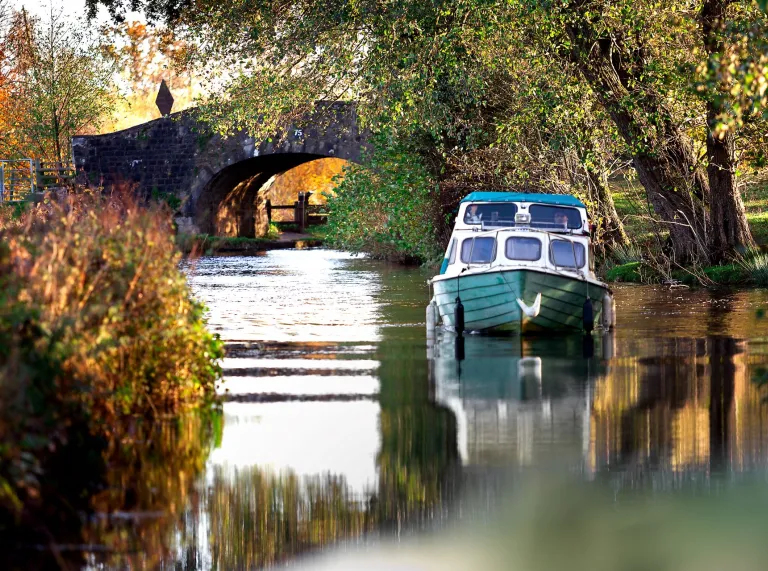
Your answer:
460;192;586;208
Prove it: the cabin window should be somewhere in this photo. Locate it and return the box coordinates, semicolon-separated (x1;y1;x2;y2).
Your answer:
448;238;457;264
464;203;518;226
460;237;496;264
505;237;542;261
529;205;582;230
550;240;586;268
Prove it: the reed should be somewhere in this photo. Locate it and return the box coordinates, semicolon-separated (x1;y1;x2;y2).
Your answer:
737;247;768;286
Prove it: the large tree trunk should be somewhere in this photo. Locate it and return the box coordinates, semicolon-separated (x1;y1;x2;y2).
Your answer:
705;124;754;257
564;14;711;263
701;0;755;260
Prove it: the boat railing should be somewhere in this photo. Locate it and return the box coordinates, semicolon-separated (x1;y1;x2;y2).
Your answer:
478;220;583;233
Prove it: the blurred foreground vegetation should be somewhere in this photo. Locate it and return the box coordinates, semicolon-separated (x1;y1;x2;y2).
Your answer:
0;191;223;558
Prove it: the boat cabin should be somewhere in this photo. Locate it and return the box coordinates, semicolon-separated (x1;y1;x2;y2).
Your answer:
439;192;595;277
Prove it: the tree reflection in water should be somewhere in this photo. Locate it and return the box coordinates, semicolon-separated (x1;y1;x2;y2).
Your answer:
589;335;768;484
206;467;372;568
198;271;461;569
8;413;221;570
20;265;768;569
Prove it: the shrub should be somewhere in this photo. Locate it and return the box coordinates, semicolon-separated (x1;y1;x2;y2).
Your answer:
325;131;441;263
0;189;223;527
611;242;643;266
605;261;643;283
0;190;223;413
267;222;280;240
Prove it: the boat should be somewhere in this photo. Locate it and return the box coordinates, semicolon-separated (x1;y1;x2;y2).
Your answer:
426;192;615;334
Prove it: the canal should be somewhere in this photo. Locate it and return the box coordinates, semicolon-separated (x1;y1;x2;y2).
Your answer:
81;249;768;569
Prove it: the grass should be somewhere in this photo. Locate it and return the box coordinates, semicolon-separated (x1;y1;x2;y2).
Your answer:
604;173;768;285
605;262;643;283
177;233;277;255
736;248;768;286
608;177;657;245
604;261;753;285
740;177;768;245
306;224;331;239
610;173;768;247
178;225;327;255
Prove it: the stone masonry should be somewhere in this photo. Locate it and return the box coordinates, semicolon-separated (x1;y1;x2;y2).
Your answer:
72;102;366;237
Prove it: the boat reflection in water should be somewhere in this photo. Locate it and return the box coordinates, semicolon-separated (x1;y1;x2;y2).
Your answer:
429;330;768;489
429;332;608;473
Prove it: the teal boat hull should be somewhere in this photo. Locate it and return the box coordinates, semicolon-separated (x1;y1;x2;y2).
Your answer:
432;268;608;332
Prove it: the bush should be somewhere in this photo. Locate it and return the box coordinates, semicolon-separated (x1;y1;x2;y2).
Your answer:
605;261;643;283
325;131;441;263
267;222;281;240
0;189;223;528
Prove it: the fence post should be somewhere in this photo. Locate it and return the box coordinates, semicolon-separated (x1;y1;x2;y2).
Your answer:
9;165;16;201
0;165;4;203
298;192;308;232
34;158;43;191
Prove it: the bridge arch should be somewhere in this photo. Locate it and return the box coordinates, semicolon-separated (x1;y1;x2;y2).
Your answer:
195;153;350;237
72;102;366;236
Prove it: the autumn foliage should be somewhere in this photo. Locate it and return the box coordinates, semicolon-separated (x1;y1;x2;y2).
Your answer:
0;8;115;161
0;190;223;527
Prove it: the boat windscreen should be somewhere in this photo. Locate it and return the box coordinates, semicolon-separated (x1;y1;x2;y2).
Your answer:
464;203;518;225
529;205;582;229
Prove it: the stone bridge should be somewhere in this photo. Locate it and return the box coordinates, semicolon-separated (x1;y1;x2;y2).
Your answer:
72;102;366;237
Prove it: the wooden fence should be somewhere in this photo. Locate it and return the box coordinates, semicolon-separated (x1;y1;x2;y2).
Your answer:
0;159;76;203
266;192;328;232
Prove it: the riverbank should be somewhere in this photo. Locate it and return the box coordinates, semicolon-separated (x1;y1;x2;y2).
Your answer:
612;175;768;247
604;176;768;285
0;192;223;559
177;230;325;255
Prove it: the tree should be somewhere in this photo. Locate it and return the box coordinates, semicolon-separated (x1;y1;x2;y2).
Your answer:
86;0;766;264
701;0;756;257
85;0;191;24
0;8;115;162
99;20;197;130
528;0;767;262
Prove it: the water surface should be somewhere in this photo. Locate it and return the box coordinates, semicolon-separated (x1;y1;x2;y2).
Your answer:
82;250;768;569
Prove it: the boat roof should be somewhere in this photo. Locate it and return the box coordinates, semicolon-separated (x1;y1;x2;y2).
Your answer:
460;192;586;208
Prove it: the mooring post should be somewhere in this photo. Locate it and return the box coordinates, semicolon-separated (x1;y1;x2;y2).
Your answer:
266;198;272;223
